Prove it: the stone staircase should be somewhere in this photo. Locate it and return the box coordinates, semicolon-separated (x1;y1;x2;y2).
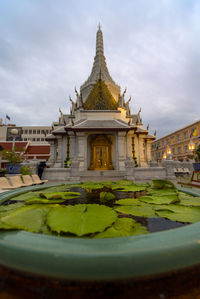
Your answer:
79;170;126;182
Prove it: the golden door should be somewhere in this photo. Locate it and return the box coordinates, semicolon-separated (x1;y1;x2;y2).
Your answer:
94;146;109;169
89;134;114;170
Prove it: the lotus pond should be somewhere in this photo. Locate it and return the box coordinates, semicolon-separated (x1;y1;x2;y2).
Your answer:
0;179;200;238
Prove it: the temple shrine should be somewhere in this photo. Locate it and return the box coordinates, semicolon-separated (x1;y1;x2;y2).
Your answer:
46;26;155;179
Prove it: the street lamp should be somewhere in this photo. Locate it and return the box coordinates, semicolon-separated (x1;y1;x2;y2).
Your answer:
11;128;18;151
188;139;195;152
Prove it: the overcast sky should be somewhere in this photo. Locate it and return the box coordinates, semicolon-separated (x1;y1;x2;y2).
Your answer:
0;0;199;138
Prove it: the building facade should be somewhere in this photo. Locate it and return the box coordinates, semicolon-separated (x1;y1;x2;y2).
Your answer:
151;120;200;162
0;125;52;143
46;26;155;173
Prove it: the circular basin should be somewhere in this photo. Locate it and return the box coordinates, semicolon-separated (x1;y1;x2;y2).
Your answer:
0;184;200;282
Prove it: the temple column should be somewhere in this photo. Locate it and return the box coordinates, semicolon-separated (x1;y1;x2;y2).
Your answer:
126;131;133;159
53;136;62;168
76;132;86;171
134;134;139;163
61;135;67;167
138;135;147;167
146;140;152;164
68;131;76;161
117;131;126;171
47;140;56;166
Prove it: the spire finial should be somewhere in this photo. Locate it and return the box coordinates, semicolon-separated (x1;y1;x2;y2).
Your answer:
98;22;101;30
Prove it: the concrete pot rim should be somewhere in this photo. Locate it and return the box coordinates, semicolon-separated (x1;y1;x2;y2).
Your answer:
0;183;200;281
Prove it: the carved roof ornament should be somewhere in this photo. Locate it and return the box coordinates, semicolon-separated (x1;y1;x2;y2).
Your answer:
84;77;118;110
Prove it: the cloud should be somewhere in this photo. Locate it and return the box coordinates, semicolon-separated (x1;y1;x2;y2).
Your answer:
0;0;199;138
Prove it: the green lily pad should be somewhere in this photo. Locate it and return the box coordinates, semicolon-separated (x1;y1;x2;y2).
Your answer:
100;192;115;202
155;206;200;223
77;182;104;191
40;191;80;200
178;192;200;207
115;198;144;206
9;191;43;201
25;198;65;204
112;184;146;192
152;179;176;189
139;195;180;205
47;204;117;236
115;205;156;217
0;202;25;214
147;188;178;196
0;204;51;232
94;218;148;238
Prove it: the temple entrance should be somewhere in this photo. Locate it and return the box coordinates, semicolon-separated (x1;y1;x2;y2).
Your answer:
89;135;114;170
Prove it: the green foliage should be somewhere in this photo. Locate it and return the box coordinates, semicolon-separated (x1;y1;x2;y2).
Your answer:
0;168;7;174
0;149;23;164
194;145;200;162
46;204;118;236
133;156;138;167
64;158;71;168
20;165;33;175
100;192;115;202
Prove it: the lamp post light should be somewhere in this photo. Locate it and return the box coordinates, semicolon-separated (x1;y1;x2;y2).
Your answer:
188;139;195;152
10;128;19;151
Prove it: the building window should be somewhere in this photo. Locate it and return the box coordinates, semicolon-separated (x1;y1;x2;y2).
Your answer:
24;138;27;141
41;138;44;141
32;138;36;141
177;134;180;142
178;146;181;154
25;130;28;134
33;130;36;134
172;148;175;155
184;144;188;153
162;140;164;147
37;130;40;134
29;130;32;134
37;138;40;141
171;137;174;144
184;131;187;140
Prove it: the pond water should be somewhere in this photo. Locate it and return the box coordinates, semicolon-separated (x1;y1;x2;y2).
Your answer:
0;180;199;238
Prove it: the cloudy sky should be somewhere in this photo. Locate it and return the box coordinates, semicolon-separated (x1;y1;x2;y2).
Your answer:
0;0;199;138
